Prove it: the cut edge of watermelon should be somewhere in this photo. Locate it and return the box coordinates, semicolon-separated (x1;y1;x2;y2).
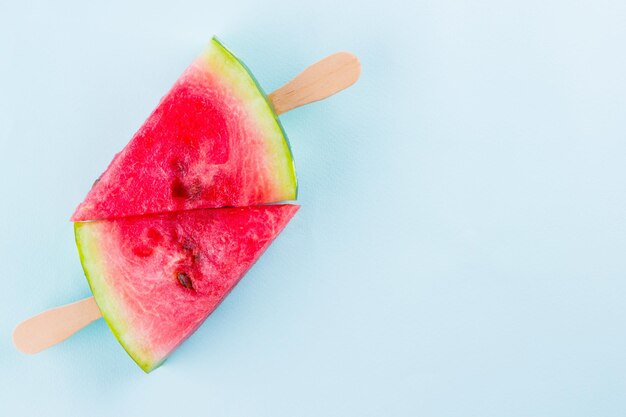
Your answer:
208;36;298;200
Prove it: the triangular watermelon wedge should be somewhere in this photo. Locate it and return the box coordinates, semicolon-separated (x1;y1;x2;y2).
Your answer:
74;204;299;372
72;37;296;222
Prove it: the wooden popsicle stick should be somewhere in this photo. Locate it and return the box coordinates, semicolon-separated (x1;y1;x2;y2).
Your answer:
13;296;101;354
268;52;361;115
13;50;360;355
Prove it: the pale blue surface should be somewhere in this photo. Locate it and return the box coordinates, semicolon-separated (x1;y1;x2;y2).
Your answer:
1;0;626;415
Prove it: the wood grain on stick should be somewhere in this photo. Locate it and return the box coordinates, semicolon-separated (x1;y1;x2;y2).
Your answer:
269;52;361;115
13;296;101;354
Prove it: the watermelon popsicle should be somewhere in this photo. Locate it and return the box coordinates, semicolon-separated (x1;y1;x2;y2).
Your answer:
13;37;360;372
75;205;300;372
72;38;360;221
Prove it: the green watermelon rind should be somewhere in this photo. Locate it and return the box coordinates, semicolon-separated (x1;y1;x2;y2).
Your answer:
211;36;298;199
74;223;162;372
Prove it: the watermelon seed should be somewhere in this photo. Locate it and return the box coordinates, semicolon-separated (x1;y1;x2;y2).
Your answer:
171;179;188;199
171;178;203;200
91;176;102;189
177;272;194;290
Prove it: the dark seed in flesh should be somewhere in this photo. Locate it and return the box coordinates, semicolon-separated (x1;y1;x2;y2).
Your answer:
177;272;194;290
171;179;188;199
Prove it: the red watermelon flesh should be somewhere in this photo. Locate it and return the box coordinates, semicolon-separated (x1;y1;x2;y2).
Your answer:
74;204;299;372
71;37;296;222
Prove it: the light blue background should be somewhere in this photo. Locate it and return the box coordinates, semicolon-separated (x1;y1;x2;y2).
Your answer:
1;0;625;415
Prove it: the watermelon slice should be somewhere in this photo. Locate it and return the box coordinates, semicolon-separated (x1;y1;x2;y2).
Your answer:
75;204;299;372
71;37;297;222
